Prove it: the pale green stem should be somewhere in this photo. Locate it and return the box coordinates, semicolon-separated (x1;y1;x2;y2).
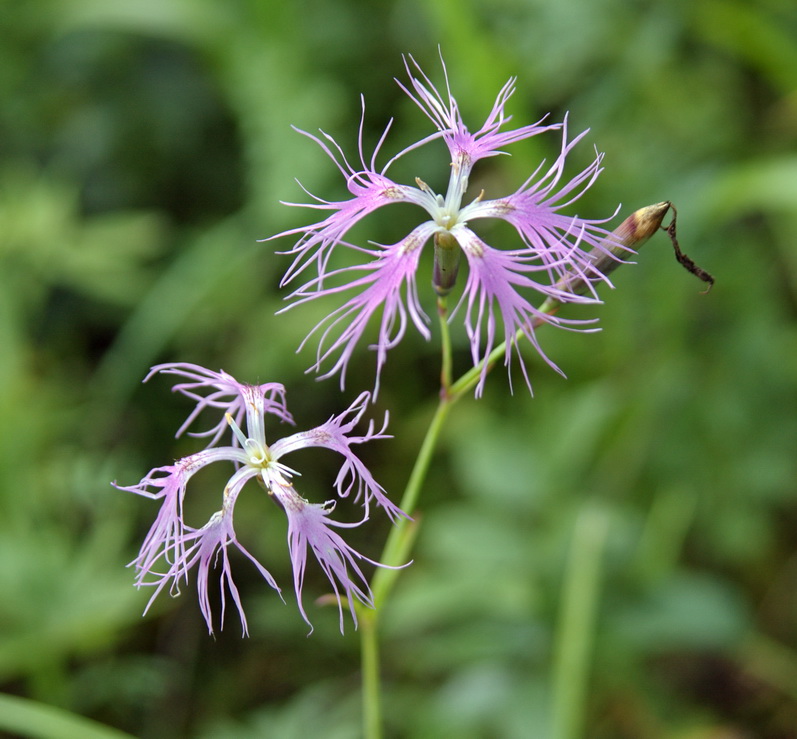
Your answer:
361;296;456;739
449;297;559;397
361;609;382;739
372;399;452;604
372;296;459;599
551;505;611;739
361;295;562;739
360;205;671;737
438;296;453;393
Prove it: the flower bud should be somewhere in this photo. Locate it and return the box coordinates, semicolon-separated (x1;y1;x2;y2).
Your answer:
557;201;672;297
432;230;462;296
556;201;714;297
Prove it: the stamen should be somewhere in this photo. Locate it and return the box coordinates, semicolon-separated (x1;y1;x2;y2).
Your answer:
244;438;267;465
225;412;249;447
226;412;269;466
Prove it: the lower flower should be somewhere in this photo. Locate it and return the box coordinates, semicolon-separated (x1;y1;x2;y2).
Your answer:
114;363;407;635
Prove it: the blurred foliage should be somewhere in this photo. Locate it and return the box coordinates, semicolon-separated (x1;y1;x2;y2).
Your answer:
1;0;796;737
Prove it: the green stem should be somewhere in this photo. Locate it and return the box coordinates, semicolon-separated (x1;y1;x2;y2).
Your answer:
360;294;456;739
360;295;561;739
361;448;441;739
359;205;670;738
372;380;454;607
438;296;453;393
449;297;559;398
551;505;610;739
361;610;382;739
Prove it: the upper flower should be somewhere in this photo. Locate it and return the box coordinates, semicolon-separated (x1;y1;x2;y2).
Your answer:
270;54;624;395
114;363;405;635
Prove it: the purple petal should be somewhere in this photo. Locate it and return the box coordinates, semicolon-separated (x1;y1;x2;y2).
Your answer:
270;392;407;522
454;230;601;396
274;486;392;633
147;363;293;447
282;227;433;394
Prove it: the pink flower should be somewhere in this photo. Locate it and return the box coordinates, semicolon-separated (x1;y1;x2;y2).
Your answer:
270;54;622;395
114;363;405;635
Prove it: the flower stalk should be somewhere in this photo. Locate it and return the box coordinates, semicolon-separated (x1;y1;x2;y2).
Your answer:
359;200;708;736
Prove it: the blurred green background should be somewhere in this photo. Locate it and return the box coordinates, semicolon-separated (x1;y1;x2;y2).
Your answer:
2;0;796;737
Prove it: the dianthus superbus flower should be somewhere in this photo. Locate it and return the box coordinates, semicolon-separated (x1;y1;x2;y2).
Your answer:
270;54;624;395
114;363;405;635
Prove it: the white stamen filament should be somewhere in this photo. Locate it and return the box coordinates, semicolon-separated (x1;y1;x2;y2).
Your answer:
225;412;269;466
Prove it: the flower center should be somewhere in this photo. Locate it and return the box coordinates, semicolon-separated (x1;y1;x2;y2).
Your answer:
243;437;269;467
226;412;271;468
415;177;461;231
